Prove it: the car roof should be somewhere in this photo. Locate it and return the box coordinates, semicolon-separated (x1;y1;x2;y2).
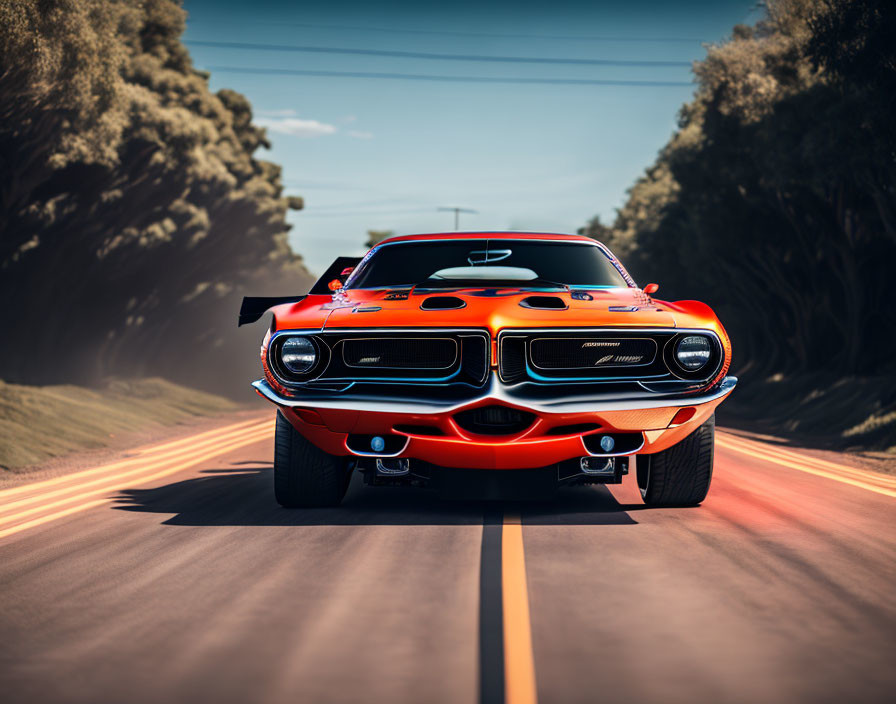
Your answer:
375;231;598;246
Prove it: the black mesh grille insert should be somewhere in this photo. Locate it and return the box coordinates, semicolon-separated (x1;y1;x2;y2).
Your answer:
499;337;527;383
453;405;535;435
343;337;457;369
530;337;656;370
461;336;488;383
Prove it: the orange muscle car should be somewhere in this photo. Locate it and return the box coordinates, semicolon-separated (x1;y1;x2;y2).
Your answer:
239;232;736;507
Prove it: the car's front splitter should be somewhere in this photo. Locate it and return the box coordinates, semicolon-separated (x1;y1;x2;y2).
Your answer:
252;375;737;416
253;375;736;469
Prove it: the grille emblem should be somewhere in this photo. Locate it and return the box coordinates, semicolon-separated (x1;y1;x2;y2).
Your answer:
593;354;644;366
581;341;620;348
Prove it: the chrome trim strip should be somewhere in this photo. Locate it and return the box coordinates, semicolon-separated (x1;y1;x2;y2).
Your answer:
345;435;411;458
253;374;738;416
375;458;411;475
579;434;645;458
580;457;616;475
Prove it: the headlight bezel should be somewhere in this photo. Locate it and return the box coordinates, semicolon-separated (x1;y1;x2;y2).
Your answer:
674;335;713;371
662;332;723;381
280;336;318;374
269;333;329;384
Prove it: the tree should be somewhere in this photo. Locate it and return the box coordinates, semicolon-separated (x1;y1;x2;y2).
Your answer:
584;0;896;379
0;0;312;395
365;230;394;248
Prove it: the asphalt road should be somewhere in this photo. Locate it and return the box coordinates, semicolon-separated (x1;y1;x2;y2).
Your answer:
1;417;894;704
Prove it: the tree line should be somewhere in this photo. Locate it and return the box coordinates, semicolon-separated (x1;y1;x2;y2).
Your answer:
0;0;311;395
582;0;895;385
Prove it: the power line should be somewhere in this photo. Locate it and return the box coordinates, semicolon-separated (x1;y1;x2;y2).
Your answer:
207;66;693;88
300;207;436;218
305;198;427;211
187;40;692;68
254;21;703;44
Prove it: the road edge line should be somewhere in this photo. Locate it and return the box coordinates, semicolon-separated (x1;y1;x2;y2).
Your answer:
716;437;896;499
0;429;271;540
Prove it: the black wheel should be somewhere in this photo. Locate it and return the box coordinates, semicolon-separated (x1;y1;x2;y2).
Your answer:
637;413;715;507
274;412;350;508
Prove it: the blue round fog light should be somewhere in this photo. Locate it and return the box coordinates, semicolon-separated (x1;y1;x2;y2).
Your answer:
599;435;615;453
371;436;385;452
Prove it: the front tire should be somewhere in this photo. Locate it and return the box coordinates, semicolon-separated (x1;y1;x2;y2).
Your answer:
637;414;714;507
274;412;349;508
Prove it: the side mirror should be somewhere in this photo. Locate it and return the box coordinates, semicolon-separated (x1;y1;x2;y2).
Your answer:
643;283;659;295
327;279;344;291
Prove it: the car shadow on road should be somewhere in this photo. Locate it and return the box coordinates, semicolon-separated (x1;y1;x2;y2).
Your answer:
113;461;643;526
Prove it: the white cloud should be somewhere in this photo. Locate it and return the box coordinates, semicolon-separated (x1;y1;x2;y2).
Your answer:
257;117;338;138
348;130;373;140
342;115;358;124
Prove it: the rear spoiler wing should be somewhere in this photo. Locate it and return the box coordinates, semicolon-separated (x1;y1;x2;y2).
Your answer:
238;255;363;326
238;296;306;326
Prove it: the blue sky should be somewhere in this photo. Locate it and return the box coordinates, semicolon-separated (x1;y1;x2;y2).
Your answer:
183;0;759;275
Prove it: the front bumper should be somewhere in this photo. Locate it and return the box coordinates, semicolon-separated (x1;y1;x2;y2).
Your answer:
254;375;737;469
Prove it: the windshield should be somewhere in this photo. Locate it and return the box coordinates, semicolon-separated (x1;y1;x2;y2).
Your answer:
346;240;629;289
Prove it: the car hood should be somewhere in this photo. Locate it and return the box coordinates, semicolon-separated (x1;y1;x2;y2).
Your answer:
319;287;683;334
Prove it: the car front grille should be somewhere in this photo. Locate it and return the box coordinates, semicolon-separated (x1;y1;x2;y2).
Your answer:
453;404;535;435
498;328;722;384
529;337;656;370
276;329;491;386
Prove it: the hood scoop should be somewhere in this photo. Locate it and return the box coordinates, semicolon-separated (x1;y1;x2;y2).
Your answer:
519;295;567;310
420;296;466;311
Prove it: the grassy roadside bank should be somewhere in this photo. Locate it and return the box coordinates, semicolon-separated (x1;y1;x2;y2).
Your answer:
717;373;896;458
0;378;241;472
3;374;893;478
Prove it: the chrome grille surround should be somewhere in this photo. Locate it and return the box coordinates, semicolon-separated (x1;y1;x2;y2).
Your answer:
529;337;657;370
267;328;490;388
498;328;724;387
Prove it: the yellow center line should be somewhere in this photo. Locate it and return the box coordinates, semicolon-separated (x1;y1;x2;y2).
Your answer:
502;511;538;704
0;423;270;514
0;428;272;540
716;435;896;499
0;418;268;498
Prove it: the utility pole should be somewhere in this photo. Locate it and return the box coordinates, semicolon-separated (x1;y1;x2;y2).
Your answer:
438;207;478;230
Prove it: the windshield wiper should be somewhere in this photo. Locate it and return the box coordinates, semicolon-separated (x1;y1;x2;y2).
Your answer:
525;278;570;290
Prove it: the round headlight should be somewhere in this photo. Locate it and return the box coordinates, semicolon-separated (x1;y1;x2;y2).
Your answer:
280;336;317;374
675;335;712;370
